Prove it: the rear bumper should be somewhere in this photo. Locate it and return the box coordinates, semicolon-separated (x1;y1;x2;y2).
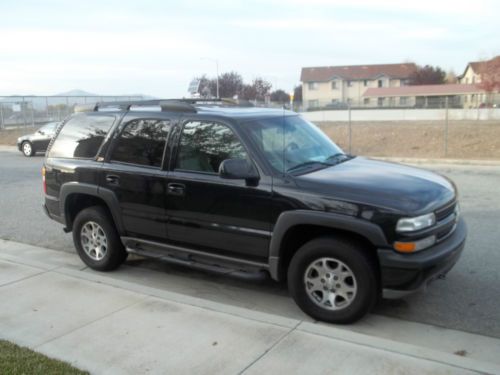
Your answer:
378;218;466;298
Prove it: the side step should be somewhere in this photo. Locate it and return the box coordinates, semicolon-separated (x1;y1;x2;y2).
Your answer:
122;237;269;281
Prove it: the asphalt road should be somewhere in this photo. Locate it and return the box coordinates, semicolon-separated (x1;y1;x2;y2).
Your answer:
1;147;499;338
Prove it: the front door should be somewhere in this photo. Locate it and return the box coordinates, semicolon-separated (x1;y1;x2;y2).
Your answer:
102;116;172;242
165;119;273;261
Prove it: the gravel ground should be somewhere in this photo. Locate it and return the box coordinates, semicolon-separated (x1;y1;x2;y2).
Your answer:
317;120;500;159
0;147;499;337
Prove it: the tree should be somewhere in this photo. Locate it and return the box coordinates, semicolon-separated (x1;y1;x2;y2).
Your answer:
293;85;303;103
240;77;272;101
445;70;458;84
196;71;244;98
217;71;244;98
270;89;290;103
409;65;446;85
478;57;500;104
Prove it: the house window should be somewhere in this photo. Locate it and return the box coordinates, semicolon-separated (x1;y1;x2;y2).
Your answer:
331;81;337;90
377;97;385;107
364;80;368;87
308;82;319;90
399;97;408;106
308;100;319;108
347;98;353;105
347;80;353;87
363;98;370;105
378;80;383;88
472;77;476;84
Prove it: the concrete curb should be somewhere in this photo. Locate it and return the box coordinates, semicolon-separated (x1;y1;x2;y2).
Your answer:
1;240;499;374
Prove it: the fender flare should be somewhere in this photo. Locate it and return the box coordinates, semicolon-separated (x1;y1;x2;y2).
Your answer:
59;183;125;235
268;210;388;280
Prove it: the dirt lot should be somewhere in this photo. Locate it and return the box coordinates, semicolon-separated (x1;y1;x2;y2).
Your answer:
0;126;40;146
2;121;500;160
316;120;500;159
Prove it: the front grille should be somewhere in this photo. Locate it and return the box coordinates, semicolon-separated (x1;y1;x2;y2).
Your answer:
435;200;458;242
435;201;456;222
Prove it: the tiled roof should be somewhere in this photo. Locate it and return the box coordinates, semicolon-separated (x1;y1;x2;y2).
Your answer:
300;63;417;82
363;84;484;97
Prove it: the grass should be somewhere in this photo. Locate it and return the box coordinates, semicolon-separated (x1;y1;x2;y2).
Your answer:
0;340;88;375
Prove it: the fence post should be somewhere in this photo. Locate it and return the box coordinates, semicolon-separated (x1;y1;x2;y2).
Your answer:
444;97;449;157
0;104;4;130
348;103;352;154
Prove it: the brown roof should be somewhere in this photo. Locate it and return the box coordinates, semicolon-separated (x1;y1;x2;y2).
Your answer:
469;56;500;73
300;63;417;82
363;84;484;98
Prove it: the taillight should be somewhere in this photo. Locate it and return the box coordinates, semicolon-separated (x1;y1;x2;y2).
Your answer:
42;166;47;194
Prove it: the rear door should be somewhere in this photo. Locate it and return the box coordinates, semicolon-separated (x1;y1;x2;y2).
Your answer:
102;113;173;242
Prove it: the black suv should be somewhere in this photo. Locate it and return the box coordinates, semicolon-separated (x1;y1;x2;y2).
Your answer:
43;99;466;323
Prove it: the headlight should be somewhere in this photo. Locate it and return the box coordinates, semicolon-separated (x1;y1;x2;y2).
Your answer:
396;213;436;232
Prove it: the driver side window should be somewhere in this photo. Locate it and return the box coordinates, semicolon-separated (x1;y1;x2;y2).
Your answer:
175;121;248;173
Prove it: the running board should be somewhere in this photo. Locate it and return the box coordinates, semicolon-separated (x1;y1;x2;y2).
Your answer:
121;236;269;280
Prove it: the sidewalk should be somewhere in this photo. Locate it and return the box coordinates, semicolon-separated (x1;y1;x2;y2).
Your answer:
1;239;499;374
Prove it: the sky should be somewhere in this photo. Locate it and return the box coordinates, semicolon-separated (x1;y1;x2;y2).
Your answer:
1;0;499;97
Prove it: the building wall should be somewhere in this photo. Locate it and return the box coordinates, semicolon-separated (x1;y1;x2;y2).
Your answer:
459;66;481;85
302;107;500;122
303;77;406;109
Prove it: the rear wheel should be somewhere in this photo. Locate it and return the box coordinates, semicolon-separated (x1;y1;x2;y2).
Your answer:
287;236;378;324
73;206;127;271
22;141;34;157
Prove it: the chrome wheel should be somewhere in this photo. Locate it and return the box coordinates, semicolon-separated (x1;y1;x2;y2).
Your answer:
80;221;108;261
22;142;32;156
304;257;357;311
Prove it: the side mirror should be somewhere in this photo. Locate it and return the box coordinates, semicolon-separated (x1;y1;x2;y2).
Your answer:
38;130;45;135
219;158;259;184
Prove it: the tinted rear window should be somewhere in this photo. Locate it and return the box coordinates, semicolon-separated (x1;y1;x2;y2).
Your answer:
110;119;170;168
49;114;116;159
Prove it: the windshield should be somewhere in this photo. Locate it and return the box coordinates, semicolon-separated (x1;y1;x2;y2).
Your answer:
245;115;345;174
39;122;58;133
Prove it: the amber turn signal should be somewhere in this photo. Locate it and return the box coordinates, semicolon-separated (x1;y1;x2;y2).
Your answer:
394;241;416;253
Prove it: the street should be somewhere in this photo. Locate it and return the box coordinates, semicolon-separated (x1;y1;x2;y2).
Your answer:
1;147;499;338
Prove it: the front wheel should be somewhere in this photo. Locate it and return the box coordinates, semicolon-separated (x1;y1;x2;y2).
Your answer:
72;206;128;271
287;237;378;324
22;141;34;157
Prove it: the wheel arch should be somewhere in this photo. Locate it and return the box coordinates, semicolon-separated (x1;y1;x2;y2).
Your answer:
268;210;388;281
60;183;125;235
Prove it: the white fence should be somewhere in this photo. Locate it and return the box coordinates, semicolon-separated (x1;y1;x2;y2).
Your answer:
302;108;500;122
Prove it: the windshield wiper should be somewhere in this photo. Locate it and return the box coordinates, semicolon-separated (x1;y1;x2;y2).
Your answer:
286;161;332;173
325;153;347;162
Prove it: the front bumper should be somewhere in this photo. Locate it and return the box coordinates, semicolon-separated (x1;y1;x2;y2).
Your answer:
378;217;466;298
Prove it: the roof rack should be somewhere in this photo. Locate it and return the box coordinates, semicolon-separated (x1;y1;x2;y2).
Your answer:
74;98;254;113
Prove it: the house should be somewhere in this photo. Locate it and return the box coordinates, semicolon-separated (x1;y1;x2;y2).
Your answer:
300;63;417;109
362;84;487;109
458;56;500;85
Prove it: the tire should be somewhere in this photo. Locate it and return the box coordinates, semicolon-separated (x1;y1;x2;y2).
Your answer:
72;206;128;271
287;236;378;324
22;141;34;157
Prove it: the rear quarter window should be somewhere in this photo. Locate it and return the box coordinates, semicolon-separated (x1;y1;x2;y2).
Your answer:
48;114;116;159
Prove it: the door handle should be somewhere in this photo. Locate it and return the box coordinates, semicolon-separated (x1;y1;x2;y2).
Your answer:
106;174;120;185
167;183;185;196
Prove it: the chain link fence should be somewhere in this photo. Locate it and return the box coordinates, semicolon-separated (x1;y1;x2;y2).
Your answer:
0;96;144;130
301;94;500;160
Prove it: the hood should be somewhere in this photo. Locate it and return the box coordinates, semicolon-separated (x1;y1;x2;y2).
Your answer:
294;157;455;214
